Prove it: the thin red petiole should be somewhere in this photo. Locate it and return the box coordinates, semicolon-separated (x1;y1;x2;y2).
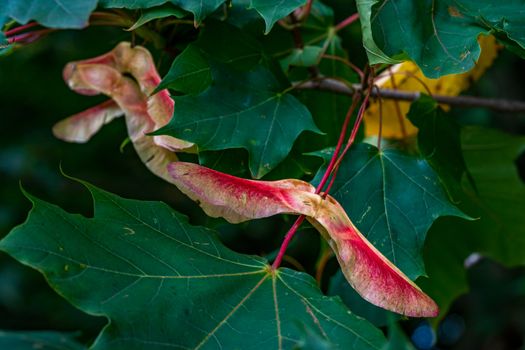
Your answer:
271;216;307;269
7;32;33;44
4;22;39;37
272;81;366;270
321;54;365;82
324;93;369;194
334;13;359;32
315;94;361;195
7;29;53;44
324;74;374;195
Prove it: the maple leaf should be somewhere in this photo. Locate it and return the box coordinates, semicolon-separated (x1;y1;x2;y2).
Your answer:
168;162;439;317
53;42;193;183
365;35;500;139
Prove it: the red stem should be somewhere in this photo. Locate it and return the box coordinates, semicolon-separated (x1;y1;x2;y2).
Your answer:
272;90;363;270
321;54;365;81
7;29;52;44
300;0;314;22
324;96;368;194
7;33;32;44
271;216;307;269
334;13;359;32
324;79;374;194
4;22;38;37
315;95;360;195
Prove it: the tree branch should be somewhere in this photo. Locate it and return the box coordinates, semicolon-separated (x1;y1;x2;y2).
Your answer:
294;78;525;113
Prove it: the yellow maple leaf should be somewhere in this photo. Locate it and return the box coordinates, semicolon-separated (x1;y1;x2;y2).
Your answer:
365;35;500;139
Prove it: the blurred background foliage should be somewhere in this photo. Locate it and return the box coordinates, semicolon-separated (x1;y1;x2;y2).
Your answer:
1;4;525;349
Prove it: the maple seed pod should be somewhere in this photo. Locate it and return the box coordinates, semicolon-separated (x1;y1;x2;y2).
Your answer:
53;42;194;183
167;162;439;317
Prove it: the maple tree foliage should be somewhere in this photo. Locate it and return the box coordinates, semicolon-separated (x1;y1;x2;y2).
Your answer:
1;0;525;349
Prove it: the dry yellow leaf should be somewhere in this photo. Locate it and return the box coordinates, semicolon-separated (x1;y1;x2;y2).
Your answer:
365;35;500;139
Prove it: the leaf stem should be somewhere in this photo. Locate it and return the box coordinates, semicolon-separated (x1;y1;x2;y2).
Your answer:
321;54;365;81
7;29;53;45
315;94;361;195
4;22;38;37
324;71;375;194
271;216;306;269
334;13;359;32
272;76;367;270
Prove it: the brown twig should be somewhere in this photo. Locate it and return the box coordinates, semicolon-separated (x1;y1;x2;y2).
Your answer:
294;78;525;113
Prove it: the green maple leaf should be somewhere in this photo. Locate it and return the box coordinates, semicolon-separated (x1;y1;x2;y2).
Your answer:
312;143;469;279
1;0;97;28
156;20;265;95
99;0;168;7
407;95;473;199
101;0;305;30
99;0;224;24
0;180;386;349
127;4;188;31
357;0;525;77
249;0;307;34
156;45;213;95
419;127;525;317
157;63;321;178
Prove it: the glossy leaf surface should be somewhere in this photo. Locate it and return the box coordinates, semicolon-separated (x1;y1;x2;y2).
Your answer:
407;95;471;198
156;21;265;95
312;143;469;279
100;0;223;24
1;0;96;28
0;181;387;349
250;0;306;33
101;0;303;30
127;4;187;31
420;127;525;317
357;0;524;77
158;64;320;178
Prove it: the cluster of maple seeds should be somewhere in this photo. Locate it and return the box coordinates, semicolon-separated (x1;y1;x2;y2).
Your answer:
51;42;445;317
